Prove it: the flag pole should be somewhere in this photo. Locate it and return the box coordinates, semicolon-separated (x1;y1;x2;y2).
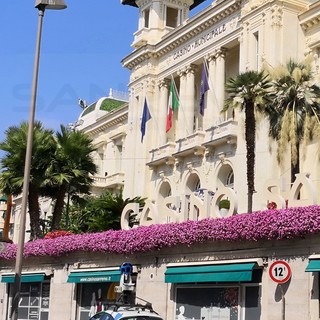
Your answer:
170;75;192;136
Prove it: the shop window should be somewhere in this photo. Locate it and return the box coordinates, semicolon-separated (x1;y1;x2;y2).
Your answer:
166;7;179;28
78;282;119;320
175;285;261;320
7;281;50;320
319;273;320;317
244;285;261;319
175;286;239;319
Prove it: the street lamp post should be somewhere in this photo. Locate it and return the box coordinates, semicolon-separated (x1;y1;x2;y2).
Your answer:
10;1;67;320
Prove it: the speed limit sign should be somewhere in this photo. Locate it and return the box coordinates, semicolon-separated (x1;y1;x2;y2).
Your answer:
269;260;292;284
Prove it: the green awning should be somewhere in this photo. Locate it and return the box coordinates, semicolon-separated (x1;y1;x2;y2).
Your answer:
165;263;257;283
67;270;121;283
1;273;45;283
306;260;320;272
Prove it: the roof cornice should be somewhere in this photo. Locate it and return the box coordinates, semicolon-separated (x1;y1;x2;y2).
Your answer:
299;1;320;31
83;105;128;136
122;0;241;70
121;0;207;10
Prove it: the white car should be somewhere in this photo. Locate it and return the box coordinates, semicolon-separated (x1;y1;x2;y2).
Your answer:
88;305;164;320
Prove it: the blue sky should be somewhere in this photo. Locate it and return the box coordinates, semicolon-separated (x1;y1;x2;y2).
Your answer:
0;1;209;140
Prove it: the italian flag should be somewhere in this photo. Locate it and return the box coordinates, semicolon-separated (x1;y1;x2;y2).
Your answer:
166;81;179;132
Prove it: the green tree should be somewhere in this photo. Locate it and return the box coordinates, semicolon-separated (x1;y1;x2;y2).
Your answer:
43;125;97;231
266;58;320;183
224;71;272;213
0;121;55;239
65;190;146;233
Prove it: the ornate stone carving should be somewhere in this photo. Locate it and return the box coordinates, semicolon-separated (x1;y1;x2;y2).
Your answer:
271;5;283;28
185;63;197;75
145;79;156;93
229;16;239;30
158;78;171;89
216;47;228;59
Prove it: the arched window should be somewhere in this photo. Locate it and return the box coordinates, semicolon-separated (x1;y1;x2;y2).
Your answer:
217;164;234;189
186;173;200;193
226;170;234;188
159;181;171;199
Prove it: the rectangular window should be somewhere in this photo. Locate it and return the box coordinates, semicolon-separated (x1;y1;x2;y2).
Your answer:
166;7;179;28
98;152;104;176
115;142;123;172
244;285;261;319
7;281;50;320
144;8;150;28
175;284;261;320
77;282;120;320
254;32;259;70
176;286;239;319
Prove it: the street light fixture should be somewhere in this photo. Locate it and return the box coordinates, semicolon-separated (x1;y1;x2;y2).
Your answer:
35;0;67;10
10;1;67;320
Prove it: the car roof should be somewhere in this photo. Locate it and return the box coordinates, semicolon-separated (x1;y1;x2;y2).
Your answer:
90;308;164;320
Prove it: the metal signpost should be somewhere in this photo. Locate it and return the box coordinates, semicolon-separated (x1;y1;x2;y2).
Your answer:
269;260;292;320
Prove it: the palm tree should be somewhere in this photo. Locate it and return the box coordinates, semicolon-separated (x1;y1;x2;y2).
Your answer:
43;125;97;231
65;190;146;233
2;194;13;242
266;58;320;183
0;121;55;239
224;71;272;213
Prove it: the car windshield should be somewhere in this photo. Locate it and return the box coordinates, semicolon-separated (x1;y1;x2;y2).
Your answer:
90;312;114;320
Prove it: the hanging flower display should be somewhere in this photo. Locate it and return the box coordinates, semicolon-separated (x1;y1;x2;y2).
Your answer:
0;205;320;260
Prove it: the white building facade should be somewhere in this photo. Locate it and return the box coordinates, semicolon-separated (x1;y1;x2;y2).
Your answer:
119;0;320;215
2;1;320;320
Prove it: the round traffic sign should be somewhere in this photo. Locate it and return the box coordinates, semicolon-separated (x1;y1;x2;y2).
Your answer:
269;260;292;284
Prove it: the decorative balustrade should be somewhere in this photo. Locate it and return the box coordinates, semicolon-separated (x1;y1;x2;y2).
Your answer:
148;141;176;167
174;131;206;157
93;172;125;188
204;119;238;146
147;120;238;167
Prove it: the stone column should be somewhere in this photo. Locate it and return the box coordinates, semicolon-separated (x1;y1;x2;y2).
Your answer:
158;78;170;146
184;64;197;136
215;48;227;116
205;54;218;129
176;68;187;140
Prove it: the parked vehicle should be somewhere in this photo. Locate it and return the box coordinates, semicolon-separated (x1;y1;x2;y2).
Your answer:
88;304;164;320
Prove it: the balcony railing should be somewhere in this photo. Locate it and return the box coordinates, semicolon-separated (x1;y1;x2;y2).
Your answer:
147;120;238;167
93;172;125;188
204;119;238;147
148;141;176;167
174;131;206;157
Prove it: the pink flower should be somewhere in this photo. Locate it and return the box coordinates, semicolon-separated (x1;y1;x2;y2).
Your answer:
0;205;320;260
267;201;277;210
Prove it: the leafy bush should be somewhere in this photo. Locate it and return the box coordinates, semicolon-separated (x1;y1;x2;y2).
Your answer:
219;199;230;209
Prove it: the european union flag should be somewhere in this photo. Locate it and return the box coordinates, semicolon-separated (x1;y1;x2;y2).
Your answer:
141;98;151;142
200;63;209;116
